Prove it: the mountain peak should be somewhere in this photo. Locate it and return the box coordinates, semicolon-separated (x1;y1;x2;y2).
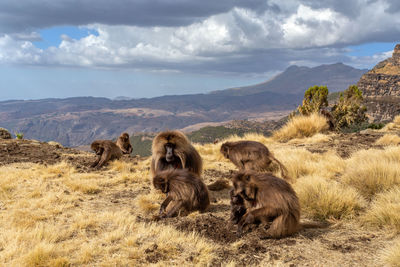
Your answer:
212;63;365;96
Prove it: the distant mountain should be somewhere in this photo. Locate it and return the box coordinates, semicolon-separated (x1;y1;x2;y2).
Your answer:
211;63;366;96
0;63;365;147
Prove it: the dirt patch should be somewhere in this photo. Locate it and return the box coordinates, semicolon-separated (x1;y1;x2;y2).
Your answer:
0;139;136;171
172;214;238;244
292;132;384;158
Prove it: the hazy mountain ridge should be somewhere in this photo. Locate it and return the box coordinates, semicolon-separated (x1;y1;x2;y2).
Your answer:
211;63;366;96
0;63;365;146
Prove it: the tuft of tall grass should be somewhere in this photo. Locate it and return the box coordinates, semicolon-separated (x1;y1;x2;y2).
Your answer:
342;147;400;198
381;238;400;267
274;148;345;180
381;115;400;132
361;187;400;232
375;134;400;146
294;175;366;220
272;113;329;142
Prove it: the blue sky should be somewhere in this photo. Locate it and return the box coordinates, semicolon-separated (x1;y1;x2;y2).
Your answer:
0;0;399;101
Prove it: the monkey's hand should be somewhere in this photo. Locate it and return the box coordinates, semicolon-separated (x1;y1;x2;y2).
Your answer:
153;213;167;221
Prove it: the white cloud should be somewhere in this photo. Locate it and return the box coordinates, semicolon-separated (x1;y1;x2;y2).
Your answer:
0;1;399;74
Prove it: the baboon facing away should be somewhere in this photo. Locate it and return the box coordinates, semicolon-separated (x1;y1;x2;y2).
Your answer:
151;130;202;176
220;140;290;181
232;171;300;238
90;140;123;169
116;132;133;154
152;169;210;219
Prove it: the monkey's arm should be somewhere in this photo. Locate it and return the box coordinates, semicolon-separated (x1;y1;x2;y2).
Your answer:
96;148;112;168
91;155;101;168
237;207;277;236
159;195;172;214
163;200;183;218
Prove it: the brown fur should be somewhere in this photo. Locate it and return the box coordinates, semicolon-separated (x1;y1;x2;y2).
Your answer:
90;140;123;169
152;169;210;218
151;130;202;176
229;189;247;224
232;171;300;238
220;140;290;181
115;132;133;154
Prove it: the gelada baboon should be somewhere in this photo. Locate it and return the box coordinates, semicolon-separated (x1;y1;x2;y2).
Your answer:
220;140;290;181
116;132;133;154
152;169;210;219
90;140;123;169
151;130;202;176
232;171;300;238
229;188;247;224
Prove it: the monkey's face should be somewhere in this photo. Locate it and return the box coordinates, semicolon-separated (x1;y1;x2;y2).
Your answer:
121;133;129;141
233;173;256;202
153;176;169;193
165;143;175;162
91;143;103;155
220;143;230;159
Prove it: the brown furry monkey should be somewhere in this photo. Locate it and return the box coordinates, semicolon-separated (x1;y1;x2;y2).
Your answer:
232;171;300;238
116;132;133;154
151;130;202;176
220;140;290;181
152;169;210;219
90;140;123;169
229;188;247;224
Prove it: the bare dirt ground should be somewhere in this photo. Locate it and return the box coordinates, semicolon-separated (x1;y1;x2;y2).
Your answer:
0;134;394;266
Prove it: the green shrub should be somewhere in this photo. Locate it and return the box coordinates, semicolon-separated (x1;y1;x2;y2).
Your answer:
297;85;329;116
332;85;367;130
15;132;24;140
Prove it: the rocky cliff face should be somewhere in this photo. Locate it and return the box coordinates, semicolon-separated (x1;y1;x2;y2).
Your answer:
358;44;400;121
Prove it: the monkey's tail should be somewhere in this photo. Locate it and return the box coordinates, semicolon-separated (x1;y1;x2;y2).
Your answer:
270;155;291;182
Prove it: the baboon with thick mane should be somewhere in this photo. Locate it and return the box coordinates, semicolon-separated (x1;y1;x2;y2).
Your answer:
232;171;300;238
90;140;123;169
220;140;290;181
116;132;133;154
151;130;202;176
153;169;210;219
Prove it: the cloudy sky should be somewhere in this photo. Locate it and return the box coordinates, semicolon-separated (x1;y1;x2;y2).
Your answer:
0;0;399;101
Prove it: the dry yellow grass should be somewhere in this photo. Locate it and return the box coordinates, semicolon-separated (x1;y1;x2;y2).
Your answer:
381;238;400;267
381;115;400;132
362;187;400;232
375;134;400;146
0;160;217;266
294;175;366;220
342;147;400;198
272;113;329;142
2;129;400;265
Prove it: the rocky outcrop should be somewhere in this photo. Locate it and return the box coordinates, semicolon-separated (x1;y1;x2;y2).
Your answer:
0;127;12;139
358;44;400;121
